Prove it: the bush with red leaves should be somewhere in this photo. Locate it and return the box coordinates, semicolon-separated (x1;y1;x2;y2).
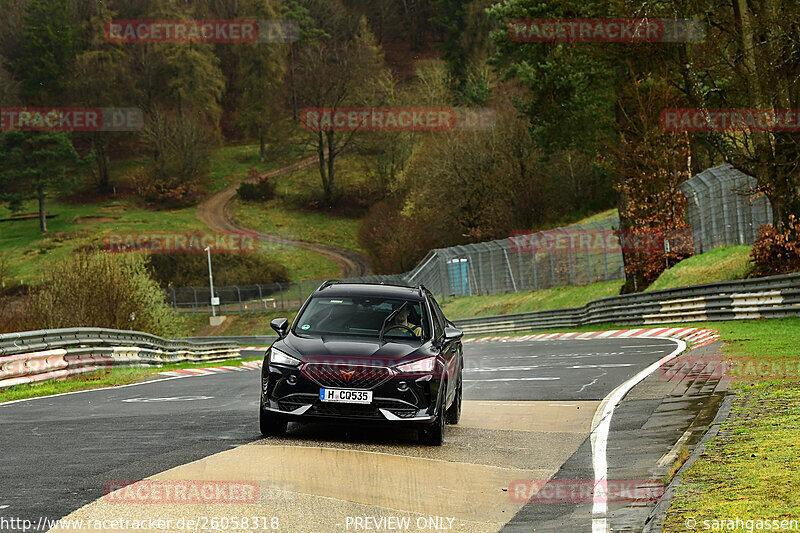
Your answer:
750;215;800;277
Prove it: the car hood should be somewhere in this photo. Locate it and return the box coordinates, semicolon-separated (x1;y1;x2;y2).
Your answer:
278;334;432;364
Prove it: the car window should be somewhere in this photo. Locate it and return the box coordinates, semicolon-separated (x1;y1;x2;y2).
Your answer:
429;295;448;328
293;295;429;340
430;302;444;340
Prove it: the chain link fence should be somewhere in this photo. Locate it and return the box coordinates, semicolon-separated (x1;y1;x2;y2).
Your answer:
679;163;773;254
168;217;625;313
167;280;324;314
352;217;625;298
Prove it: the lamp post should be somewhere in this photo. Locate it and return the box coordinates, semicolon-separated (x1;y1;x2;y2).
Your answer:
205;246;216;317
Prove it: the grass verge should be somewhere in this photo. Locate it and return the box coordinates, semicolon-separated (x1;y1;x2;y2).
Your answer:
647;245;753;292
662;318;800;530
0;355;261;404
440;280;623;319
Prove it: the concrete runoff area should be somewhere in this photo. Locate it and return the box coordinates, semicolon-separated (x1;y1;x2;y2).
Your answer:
0;337;726;532
51;401;598;532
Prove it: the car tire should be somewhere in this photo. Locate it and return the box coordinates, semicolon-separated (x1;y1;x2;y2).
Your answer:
259;400;287;436
445;375;462;425
420;391;446;446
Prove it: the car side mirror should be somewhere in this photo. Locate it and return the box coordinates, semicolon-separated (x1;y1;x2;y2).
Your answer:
443;326;463;342
271;318;289;338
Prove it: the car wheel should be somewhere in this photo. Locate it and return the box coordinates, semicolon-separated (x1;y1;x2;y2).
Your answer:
259;400;287;436
420;391;446;446
445;375;462;425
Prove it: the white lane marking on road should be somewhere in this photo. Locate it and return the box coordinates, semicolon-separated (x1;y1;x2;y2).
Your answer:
0;505;9;509
569;364;634;369
463;377;560;382
465;366;541;372
590;338;686;533
620;344;677;348
121;396;214;403
546;404;578;407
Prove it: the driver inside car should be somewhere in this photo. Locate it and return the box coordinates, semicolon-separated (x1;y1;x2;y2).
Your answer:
392;306;422;337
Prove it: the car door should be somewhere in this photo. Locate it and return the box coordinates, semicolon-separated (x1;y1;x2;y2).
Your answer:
428;293;458;406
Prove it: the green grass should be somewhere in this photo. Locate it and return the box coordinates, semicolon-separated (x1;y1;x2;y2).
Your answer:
230;153;372;253
0;354;261;403
574;208;618;225
0;141;340;284
0;199;213;282
207;310;299;337
233;199;362;251
269;244;339;281
660;318;800;531
205;143;308;193
647;245;753;292
440;280;624;319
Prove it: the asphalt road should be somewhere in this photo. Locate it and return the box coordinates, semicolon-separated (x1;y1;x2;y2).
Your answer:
0;337;682;532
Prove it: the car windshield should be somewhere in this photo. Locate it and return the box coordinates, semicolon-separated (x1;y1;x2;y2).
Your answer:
293;295;429;341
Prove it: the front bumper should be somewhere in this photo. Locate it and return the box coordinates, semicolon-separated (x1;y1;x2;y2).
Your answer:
262;362;441;424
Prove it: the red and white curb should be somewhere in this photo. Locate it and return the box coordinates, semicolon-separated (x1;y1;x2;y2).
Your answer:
463;327;720;351
159;360;262;377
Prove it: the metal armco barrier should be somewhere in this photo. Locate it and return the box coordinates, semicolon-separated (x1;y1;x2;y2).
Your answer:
452;273;800;335
0;328;240;389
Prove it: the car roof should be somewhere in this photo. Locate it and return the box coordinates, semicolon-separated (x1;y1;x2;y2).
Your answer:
314;282;426;301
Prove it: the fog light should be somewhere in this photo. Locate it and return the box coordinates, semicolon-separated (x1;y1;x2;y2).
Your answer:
286;374;298;385
397;381;409;392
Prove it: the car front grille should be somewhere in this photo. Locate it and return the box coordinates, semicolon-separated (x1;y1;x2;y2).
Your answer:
302;363;394;389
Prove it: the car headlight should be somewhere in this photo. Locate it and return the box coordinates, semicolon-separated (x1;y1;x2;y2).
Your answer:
269;348;301;367
395;357;437;374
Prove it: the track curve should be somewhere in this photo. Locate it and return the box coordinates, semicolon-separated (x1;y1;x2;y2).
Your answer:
0;336;726;533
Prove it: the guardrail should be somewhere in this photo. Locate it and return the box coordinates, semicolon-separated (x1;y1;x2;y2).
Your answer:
0;328;240;389
452;273;800;335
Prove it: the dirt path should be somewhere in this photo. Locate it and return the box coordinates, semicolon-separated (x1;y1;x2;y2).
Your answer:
196;155;371;278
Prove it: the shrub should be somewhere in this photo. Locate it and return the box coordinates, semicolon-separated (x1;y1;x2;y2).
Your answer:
237;167;275;202
146;252;289;287
751;215;800;277
27;251;182;337
136;109;216;206
357;197;438;274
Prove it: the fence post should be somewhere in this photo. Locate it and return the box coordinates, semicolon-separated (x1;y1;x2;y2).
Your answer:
532;252;538;290
486;243;497;294
192;288;198;312
583;229;591;284
476;250;484;295
234;286;242;312
170;287;178;312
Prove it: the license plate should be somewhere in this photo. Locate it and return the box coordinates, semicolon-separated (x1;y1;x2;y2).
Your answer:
319;389;373;404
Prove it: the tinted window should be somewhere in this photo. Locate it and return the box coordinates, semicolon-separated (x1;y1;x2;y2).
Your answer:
293;295;429;340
